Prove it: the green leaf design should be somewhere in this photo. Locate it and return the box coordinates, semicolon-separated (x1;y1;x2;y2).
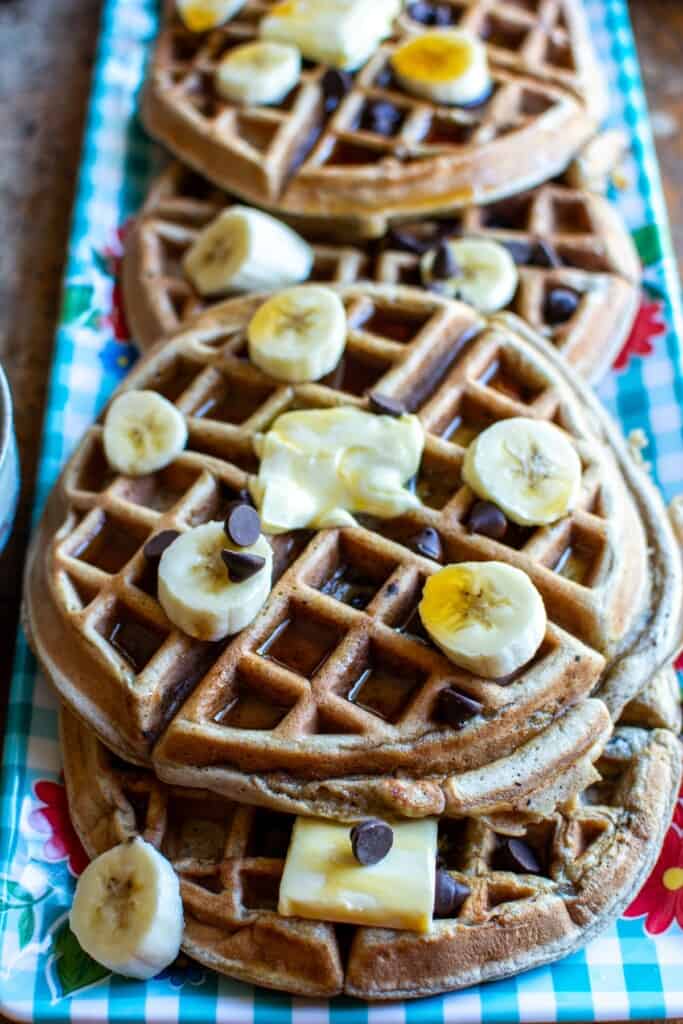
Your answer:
92;249;111;277
52;920;110;997
60;284;95;324
0;879;38;911
18;906;34;949
632;224;663;267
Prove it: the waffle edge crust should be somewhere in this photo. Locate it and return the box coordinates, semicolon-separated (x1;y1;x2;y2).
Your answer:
122;163;640;382
23;286;683;821
140;0;608;233
60;706;681;999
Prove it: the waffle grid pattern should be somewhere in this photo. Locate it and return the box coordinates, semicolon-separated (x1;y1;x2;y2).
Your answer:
124;163;640;377
142;0;602;222
48;287;640;777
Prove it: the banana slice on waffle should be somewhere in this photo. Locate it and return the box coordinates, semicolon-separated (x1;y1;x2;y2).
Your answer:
176;0;246;32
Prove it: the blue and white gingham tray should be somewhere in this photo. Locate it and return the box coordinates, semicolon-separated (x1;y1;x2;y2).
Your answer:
1;1;682;1019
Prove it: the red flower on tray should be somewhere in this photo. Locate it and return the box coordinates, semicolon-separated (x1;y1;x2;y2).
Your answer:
625;786;683;934
95;222;132;343
613;298;666;371
28;780;89;877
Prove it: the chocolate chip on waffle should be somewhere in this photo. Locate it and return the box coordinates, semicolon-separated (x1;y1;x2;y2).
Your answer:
24;285;681;820
60;704;682;999
141;0;606;231
123;163;640;380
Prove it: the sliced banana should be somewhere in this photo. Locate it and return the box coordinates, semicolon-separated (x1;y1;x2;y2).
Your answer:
103;391;188;477
260;0;401;71
184;206;313;298
419;561;547;679
70;837;183;980
421;238;518;313
215;41;301;106
463;418;582;527
247;284;347;383
158;522;273;641
176;0;246;32
391;29;491;105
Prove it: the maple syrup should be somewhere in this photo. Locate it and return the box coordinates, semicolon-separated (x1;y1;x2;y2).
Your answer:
322;351;389;395
215;689;291;730
553;543;594;586
192;378;272;424
258;614;341;678
347;656;424;722
75;440;116;493
320;563;378;609
106;608;166;672
358;304;430;344
478;359;539;403
72;516;143;574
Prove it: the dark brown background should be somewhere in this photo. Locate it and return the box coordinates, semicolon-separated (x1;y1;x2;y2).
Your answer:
0;4;681;1016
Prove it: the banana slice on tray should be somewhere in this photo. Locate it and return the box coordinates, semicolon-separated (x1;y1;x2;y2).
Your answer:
158;522;273;641
184;206;313;298
421;238;518;313
70;837;183;980
420;561;547;679
463;418;582;526
215;41;301;106
103;391;188;477
176;0;246;32
248;284;347;383
260;0;401;71
392;29;491;105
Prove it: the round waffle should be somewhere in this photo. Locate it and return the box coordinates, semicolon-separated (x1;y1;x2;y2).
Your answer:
23;285;682;820
123;163;640;380
60;704;681;999
141;0;607;233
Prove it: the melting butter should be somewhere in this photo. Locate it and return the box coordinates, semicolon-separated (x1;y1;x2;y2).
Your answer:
278;817;438;932
251;406;424;534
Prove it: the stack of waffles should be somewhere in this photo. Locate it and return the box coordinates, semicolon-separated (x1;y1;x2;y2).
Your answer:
24;0;683;1002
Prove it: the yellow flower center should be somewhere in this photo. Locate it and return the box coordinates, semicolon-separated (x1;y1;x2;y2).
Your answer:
662;867;683;892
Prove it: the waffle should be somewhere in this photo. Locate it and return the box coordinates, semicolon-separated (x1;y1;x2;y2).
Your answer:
123;163;641;381
23;285;682;820
141;0;607;233
60;703;681;999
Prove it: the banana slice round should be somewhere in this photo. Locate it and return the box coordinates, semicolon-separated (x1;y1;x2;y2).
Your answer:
248;285;347;383
421;238;518;313
391;29;491;105
70;837;183;980
176;0;247;32
158;522;273;641
103;391;188;477
419;561;547;679
463;418;582;527
215;41;301;106
184;206;313;298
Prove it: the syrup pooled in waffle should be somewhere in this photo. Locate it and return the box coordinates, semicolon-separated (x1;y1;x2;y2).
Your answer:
123;163;640;380
60;705;681;999
25;286;682;819
141;0;606;230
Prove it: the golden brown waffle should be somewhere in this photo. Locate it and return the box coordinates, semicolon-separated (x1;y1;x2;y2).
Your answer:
141;1;606;232
123;163;640;381
60;704;681;999
23;285;682;820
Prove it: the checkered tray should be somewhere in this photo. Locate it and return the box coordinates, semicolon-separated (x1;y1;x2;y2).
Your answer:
1;0;682;1020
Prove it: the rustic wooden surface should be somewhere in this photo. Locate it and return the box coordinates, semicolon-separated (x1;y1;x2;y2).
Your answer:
0;1;680;1017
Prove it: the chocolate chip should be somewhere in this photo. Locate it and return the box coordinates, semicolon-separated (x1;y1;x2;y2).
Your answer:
369;392;406;417
350;819;394;866
431;241;460;281
322;68;353;114
534;239;562;269
437;687;483;729
434;869;470;917
143;530;180;562
467;500;508;540
237;487;255;507
496;837;542;874
500;239;534;265
434;3;456;25
224;502;261;548
544;286;580;325
410;527;443;562
361;100;402;136
408;1;455;26
221;549;266;582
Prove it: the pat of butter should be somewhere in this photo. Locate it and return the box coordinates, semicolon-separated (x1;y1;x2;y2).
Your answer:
260;0;401;71
252;406;424;534
278;817;438;933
